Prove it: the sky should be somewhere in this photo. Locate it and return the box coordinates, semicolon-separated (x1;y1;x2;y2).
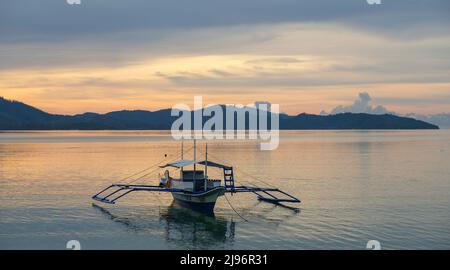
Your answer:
0;0;449;115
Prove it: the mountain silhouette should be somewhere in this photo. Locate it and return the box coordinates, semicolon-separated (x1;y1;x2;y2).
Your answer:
0;97;439;130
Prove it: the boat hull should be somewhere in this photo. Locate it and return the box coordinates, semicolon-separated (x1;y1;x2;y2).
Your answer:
171;187;225;213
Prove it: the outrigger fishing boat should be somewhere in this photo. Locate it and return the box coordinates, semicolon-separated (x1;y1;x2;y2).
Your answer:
92;140;300;213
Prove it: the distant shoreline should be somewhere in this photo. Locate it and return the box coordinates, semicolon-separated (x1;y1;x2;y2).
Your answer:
0;97;440;130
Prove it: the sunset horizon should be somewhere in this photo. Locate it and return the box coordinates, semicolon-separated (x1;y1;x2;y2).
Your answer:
2;89;450;117
1;1;449;116
1;0;449;255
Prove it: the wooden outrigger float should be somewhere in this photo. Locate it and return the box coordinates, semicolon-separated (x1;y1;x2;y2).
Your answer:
93;141;300;214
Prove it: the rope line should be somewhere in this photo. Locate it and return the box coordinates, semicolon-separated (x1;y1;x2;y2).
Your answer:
194;148;249;186
124;166;163;184
122;144;196;185
233;166;277;189
120;157;167;184
197;147;276;188
224;193;248;222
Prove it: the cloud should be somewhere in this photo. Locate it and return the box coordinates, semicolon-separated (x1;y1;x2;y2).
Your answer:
245;57;303;65
208;69;234;77
328;92;392;115
406;113;450;128
1;1;450;115
1;0;449;44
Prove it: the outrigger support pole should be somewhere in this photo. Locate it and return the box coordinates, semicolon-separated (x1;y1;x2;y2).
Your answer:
193;139;196;183
204;143;208;191
92;184;185;204
226;185;301;204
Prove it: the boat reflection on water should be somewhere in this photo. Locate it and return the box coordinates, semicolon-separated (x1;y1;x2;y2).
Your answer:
92;202;235;249
161;202;236;248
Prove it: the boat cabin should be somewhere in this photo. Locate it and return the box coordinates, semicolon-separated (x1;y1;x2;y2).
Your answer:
159;160;224;193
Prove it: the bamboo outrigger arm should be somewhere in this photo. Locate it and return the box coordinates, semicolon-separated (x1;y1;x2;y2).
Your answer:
92;184;185;204
92;140;301;212
228;186;301;203
92;183;300;205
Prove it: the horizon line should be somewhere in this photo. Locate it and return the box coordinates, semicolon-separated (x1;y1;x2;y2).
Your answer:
1;96;449;118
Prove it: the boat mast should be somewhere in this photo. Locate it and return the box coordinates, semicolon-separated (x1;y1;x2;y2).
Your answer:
193;139;197;183
205;143;208;191
181;139;184;160
181;139;184;174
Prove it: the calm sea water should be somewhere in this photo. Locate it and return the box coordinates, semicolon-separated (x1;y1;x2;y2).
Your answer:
0;130;449;250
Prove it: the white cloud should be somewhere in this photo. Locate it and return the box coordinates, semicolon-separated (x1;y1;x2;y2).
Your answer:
325;92;450;128
328;92;392;115
405;113;450;128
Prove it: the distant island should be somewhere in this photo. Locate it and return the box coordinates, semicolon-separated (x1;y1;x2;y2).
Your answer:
0;97;439;130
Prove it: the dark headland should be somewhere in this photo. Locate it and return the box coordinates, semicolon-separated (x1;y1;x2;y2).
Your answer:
0;97;439;130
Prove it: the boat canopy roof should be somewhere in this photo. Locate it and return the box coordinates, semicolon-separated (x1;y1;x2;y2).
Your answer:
160;159;196;168
160;159;231;170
